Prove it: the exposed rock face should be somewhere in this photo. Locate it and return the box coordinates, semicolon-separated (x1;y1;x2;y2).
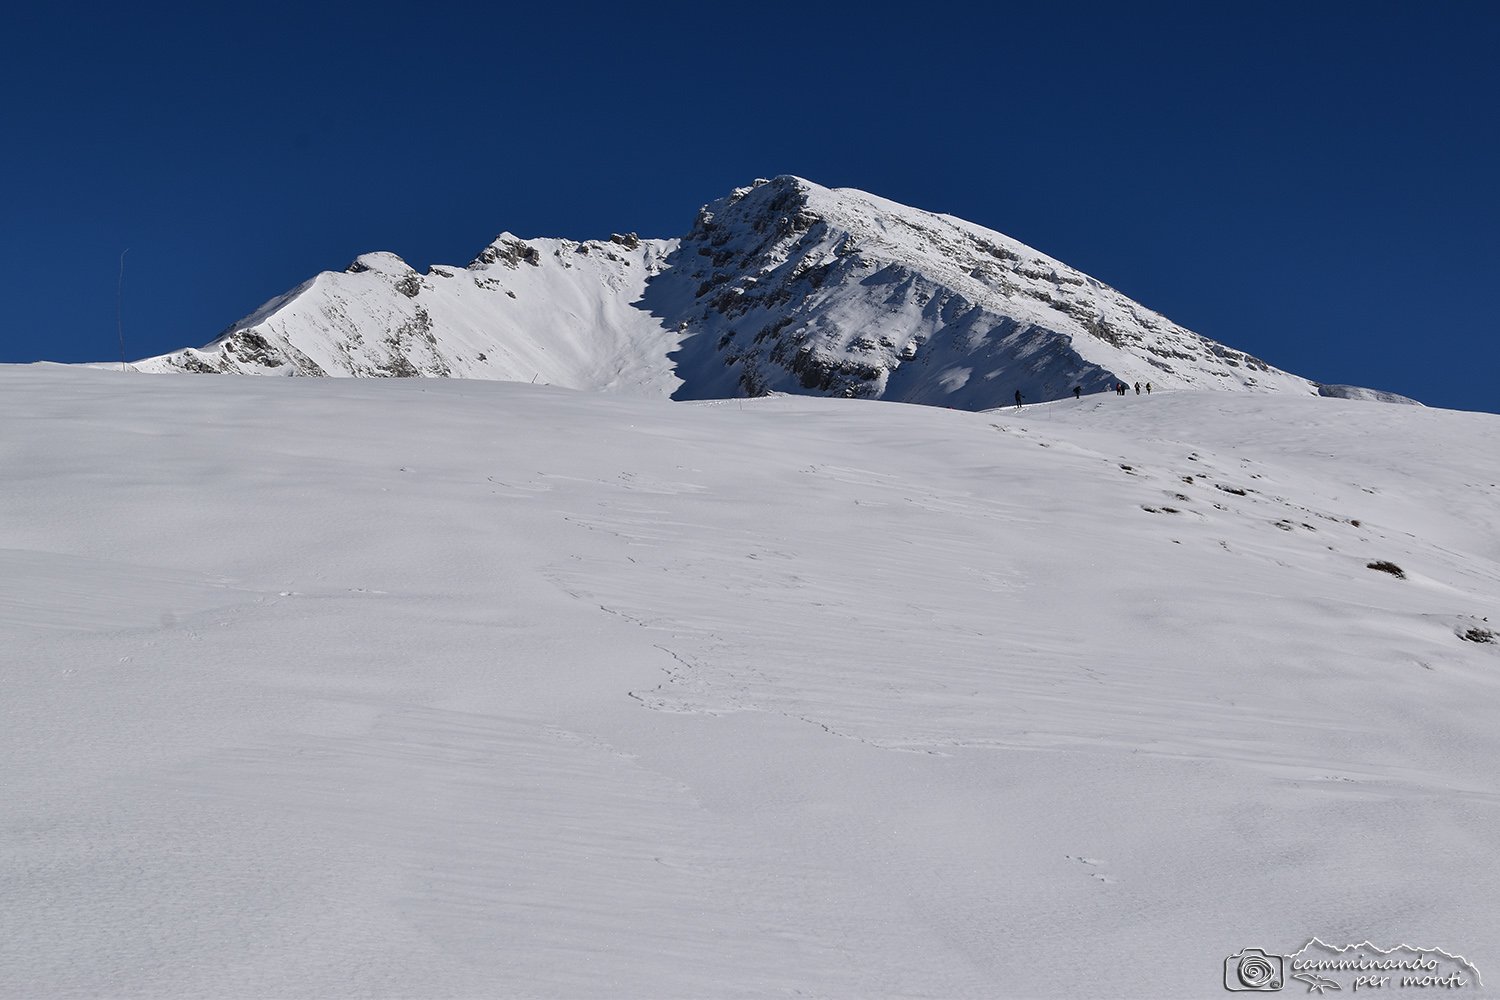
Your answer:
641;178;1310;406
132;176;1318;408
470;236;541;269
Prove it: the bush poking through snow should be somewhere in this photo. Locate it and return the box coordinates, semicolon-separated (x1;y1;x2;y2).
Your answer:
1367;560;1406;579
1461;626;1495;644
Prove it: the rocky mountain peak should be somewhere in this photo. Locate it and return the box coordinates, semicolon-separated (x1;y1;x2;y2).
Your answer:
131;177;1322;408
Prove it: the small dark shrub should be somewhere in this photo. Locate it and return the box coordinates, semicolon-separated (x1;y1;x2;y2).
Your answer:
1461;627;1495;644
1367;561;1405;579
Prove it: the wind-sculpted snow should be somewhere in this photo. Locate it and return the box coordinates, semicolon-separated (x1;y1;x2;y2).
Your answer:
1319;383;1425;405
3;365;1495;997
132;177;1321;408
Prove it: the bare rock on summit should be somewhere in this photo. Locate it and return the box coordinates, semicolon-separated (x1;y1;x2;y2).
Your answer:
470;237;542;269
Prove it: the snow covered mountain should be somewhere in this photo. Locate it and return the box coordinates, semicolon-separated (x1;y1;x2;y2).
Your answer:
132;177;1319;406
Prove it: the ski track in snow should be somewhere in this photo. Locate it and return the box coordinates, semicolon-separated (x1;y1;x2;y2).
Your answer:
2;365;1497;998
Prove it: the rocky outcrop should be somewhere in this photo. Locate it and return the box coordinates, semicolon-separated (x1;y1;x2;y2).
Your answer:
470;236;541;269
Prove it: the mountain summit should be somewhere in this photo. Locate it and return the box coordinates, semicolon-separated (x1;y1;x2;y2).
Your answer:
134;176;1316;407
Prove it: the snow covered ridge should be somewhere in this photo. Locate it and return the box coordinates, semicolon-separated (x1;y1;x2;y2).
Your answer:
133;176;1328;407
132;235;685;394
1318;383;1424;405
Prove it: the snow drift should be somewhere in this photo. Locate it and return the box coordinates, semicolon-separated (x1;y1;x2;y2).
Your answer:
1318;383;1424;405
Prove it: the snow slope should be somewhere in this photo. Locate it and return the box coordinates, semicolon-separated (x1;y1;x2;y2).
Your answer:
130;235;683;395
3;365;1495;998
1319;383;1425;405
131;178;1320;408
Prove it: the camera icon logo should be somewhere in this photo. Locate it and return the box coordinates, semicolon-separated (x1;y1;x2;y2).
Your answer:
1225;948;1285;991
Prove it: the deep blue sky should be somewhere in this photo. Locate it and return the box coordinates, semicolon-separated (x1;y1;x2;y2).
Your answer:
4;2;1496;412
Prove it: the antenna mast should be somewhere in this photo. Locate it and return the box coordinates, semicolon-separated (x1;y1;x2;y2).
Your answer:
117;249;130;372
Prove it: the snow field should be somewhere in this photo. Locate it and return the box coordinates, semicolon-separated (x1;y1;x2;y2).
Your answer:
2;366;1496;997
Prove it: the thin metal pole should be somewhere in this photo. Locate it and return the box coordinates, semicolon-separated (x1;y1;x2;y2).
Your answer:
117;249;130;372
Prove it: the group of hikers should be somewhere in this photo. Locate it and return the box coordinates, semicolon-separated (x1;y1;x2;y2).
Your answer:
1013;381;1152;407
